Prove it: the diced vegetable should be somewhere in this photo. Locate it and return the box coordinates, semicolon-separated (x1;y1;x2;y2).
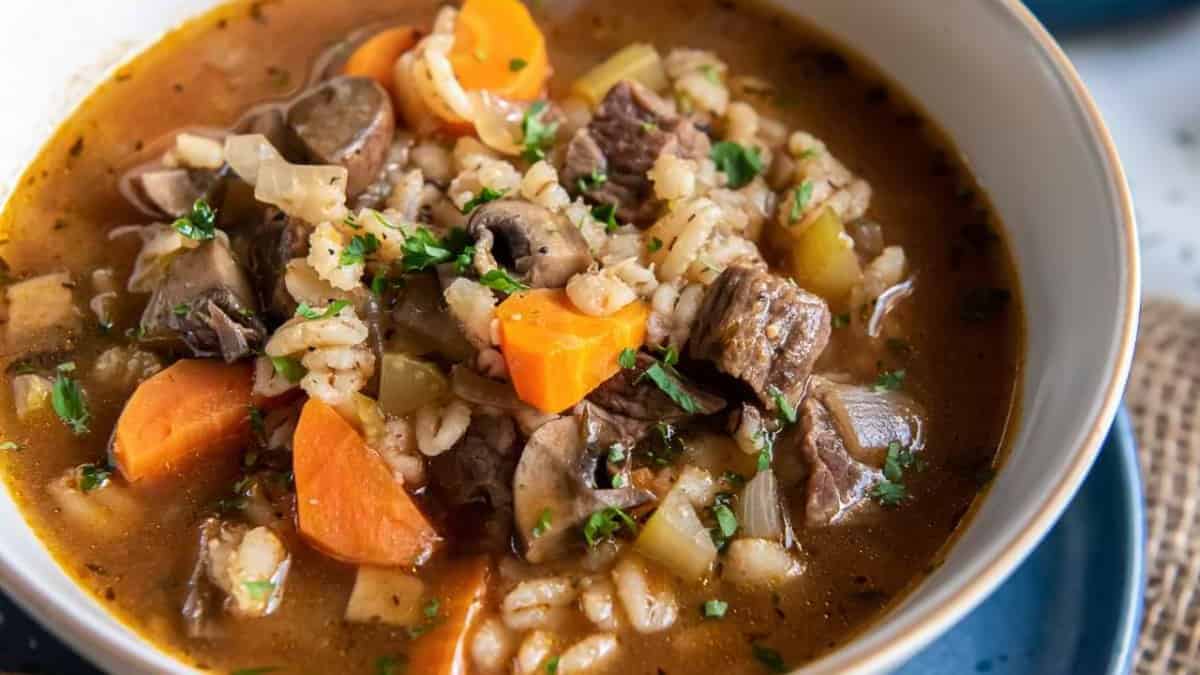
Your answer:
722;538;802;590
635;490;718;582
112;360;253;482
2;272;81;356
496;289;648;413
11;373;53;421
571;43;668;105
408;556;491;675
378;353;450;416
293;398;440;566
450;0;550;101
786;208;863;307
336;393;389;450
737;469;783;540
223;134;284;185
255;158;349;225
343;26;420;104
47;465;142;538
345;567;426;626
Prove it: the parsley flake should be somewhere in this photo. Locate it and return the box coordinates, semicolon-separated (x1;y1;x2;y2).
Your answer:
510;57;528;72
172;198;217;240
647;236;663;253
832;313;851;329
752;644;788;673
243;580;275;601
270;356;307;383
591;203;619;233
461;187;508;215
545;656;560;674
375;655;406;675
702;599;728;618
873;369;906;392
710;141;763;189
577;168;607;193
582;506;637;547
479;269;529;294
52;365;89;435
643;362;699;413
295;299;350;320
788;181;814;224
766;385;797;426
78;464;111;493
340;233;380;266
401;227;474;272
870;480;907;506
618;348;638;370
521;101;559;162
532;508;553;539
172;303;190;317
607;444;627;463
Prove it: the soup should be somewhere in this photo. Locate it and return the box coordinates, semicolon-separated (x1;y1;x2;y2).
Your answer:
0;0;1022;673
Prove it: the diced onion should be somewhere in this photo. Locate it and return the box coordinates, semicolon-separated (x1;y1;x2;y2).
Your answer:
471;92;525;157
738;469;783;540
255;158;349;225
223;133;283;185
634;484;717;582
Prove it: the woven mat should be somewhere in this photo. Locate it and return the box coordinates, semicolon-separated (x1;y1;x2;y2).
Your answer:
1128;300;1200;674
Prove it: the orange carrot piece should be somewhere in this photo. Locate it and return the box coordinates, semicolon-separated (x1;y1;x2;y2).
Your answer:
112;360;253;483
293;398;440;566
408;556;491;675
450;0;550;101
497;289;648;413
343;25;420;103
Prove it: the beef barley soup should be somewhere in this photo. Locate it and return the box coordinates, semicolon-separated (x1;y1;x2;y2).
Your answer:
0;0;1022;672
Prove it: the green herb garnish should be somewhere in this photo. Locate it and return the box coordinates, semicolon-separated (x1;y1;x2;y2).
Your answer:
755;430;775;473
577;168;607;193
172;198;217;240
766;385;797;426
172;303;190;317
509;57;528;72
270;356;306;383
532;508;553;539
78;464;111;493
873;369;906;392
710;141;763;189
702;599;728;618
582;506;638;547
545;656;560;674
607;444;627;463
871;442;923;507
461;187;508;215
340;233;381;266
479;269;529;294
248;406;265;437
752;644;788;673
618;348;638;370
52;365;89;435
295;299;350;320
375;655;406;675
647;237;663;253
243;580;275;601
643;362;698;413
401;227;474;272
788;181;814;224
521;100;559;162
832;313;850;329
591;203;619;233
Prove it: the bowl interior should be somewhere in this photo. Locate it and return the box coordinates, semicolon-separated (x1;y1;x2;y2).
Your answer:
0;1;1136;673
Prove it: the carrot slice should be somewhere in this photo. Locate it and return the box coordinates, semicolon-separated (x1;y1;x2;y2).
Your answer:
450;0;550;101
112;360;253;483
293;398;440;566
497;289;648;413
344;26;421;103
408;556;491;675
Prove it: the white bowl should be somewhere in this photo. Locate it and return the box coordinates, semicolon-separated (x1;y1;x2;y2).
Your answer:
0;1;1138;673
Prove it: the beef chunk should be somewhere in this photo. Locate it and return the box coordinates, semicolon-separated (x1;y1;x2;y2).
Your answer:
469;200;592;288
429;414;521;553
242;209;313;324
796;395;880;527
689;266;831;412
588;352;726;423
562;80;711;225
139;239;266;362
287;76;395;197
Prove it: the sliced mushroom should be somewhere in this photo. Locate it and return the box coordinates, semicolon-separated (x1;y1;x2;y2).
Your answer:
138;167;226;219
514;417;653;563
139;239;267;362
287;76;395;197
240;208;313;324
469;200;593;289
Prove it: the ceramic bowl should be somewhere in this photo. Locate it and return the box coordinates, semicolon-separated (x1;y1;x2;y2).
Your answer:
0;1;1138;673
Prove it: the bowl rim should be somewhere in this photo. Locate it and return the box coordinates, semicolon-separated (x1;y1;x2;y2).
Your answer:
0;0;1140;673
801;0;1140;672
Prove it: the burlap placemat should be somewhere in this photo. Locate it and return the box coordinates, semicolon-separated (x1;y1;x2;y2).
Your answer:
1127;300;1200;674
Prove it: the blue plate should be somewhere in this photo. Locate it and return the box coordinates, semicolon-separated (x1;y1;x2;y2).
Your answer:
1025;0;1198;31
0;413;1144;674
897;409;1145;675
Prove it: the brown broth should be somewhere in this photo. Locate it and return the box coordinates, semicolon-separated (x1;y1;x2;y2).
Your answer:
0;0;1022;672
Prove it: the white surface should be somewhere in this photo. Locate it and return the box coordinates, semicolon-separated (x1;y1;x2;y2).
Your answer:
1065;6;1200;303
0;2;1137;675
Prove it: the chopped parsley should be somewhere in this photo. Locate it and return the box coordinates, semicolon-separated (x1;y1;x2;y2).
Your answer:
243;580;275;601
870;480;907;507
788;181;814;224
521;100;559;162
423;598;440;619
248;406;266;437
0;441;21;451
545;656;560;674
618;347;638;370
871;441;923;507
582;506;638;547
577;168;607;193
509;57;528;72
532;508;553;539
340;233;381;266
710;141;763;189
78;464;111;493
702;599;728;618
620;348;698;413
766;385;797;426
647;236;663;253
832;312;851;329
461;187;508;215
270;356;307;383
607;443;627;464
172;303;190;317
375;655;406;675
370;272;404;297
407;598;443;638
873;369;906;392
640;120;659;134
172;198;217;241
712;496;738;542
612;474;628;488
479;269;529;294
720;471;746;487
295;299;350;320
700;64;721;84
401;227;474;272
755;430;775;472
752;644;788;673
591;203;619;233
52;364;89;435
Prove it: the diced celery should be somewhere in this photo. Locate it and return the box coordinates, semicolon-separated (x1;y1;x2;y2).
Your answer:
344;567;425;626
571;43;668;105
634;491;717;582
378;353;449;417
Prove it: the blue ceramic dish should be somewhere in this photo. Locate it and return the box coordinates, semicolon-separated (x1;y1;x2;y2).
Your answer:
1026;0;1197;30
896;410;1145;674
